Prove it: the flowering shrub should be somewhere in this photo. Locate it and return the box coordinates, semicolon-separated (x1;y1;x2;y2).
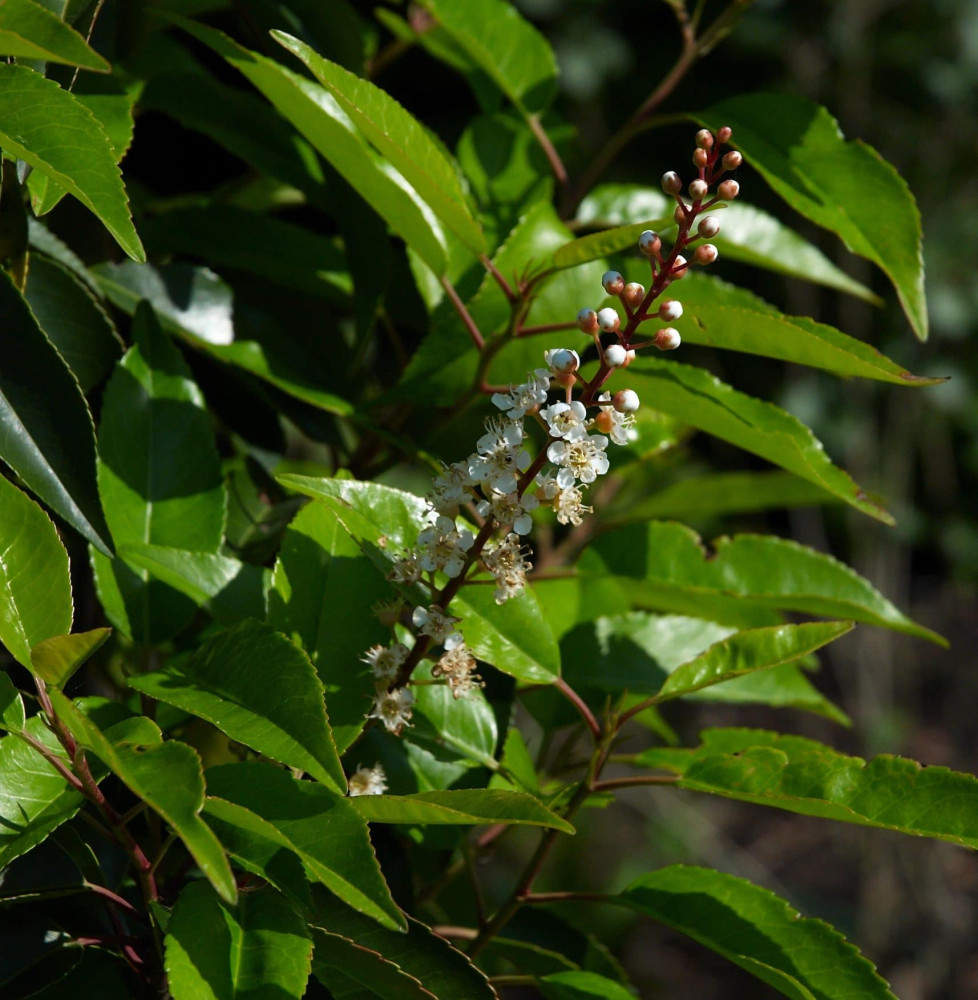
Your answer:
0;1;963;998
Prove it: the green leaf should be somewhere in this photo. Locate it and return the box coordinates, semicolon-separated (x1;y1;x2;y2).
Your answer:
698;94;926;339
592;521;944;644
205;762;404;931
165;880;312;1000
309;886;497;999
0;65;142;260
120;545;266;626
273;31;486;256
623;358;892;522
0;268;111;555
416;0;557;117
537;971;637;1000
177;18;448;273
618;865;896;1000
639;728;978;851
352;789;574;832
311;929;434;1000
0;0;109;69
0;717;83;868
266;501;391;753
130;619;346;793
22;254;122;392
29;628;111;688
552;219;671;271
0;473;72;668
0;673;25;733
656;621;853;702
47;690;236;904
93;302;225;643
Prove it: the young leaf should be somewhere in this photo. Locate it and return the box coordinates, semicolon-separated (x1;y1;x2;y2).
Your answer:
0;269;111;555
591;521;944;644
47;690;236;904
311;928;435;1000
0;673;25;733
205;762;405;931
551;219;672;271
30;628;111;688
0;473;72;668
698;93;926;340
0;0;109;70
351;789;574;832
538;971;638;1000
618;865;896;999
165;880;312;1000
130;619;346;793
623;358;892;523
272;31;486;256
0;65;142;260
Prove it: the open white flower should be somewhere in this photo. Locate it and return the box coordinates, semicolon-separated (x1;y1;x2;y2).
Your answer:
597;391;636;446
541;478;593;526
482;532;532;603
541;400;588;441
412;604;463;649
468;418;528;494
491;369;550;418
428;460;475;514
348;763;388;797
368;687;414;734
432;643;483;699
417;515;475;578
360;642;409;681
476;488;539;535
547;434;610;484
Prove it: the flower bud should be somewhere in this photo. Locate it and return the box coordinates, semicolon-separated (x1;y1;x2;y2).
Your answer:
692;148;709;169
717;125;733;143
670;254;688;279
722;150;743;170
717;179;740;201
659;298;683;321
596;409;614;434
695;128;714;150
654;327;681;351
604;344;627;367
547;348;580;374
624;349;636;366
596;307;620;333
661;171;682;195
613;389;640;413
577;308;599;334
638;230;661;256
688;178;708;201
601;270;625;295
673;204;688;225
694;243;718;265
697;216;721;239
623;282;645;308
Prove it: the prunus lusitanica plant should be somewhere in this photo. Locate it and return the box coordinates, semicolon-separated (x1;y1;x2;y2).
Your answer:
0;1;959;997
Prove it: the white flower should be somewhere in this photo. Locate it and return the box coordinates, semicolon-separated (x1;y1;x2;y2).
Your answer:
348;764;387;797
482;532;532;603
475;489;539;535
491;369;550;418
468;418;529;494
547;434;610;484
416;515;475;578
432;643;483;699
428;460;475;515
388;550;422;583
541;478;593;526
360;642;409;681
412;604;463;649
544;349;580;375
368;687;414;734
541;400;588;441
597;391;636;446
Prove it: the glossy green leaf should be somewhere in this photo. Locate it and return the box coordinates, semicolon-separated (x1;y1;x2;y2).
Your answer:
0;65;142;260
273;31;486;256
698;93;926;339
205;762;404;931
0;0;109;69
552;219;671;271
92;261;354;417
623;358;891;522
416;0;557;117
22;254;122;392
120;545;266;626
0;717;82;869
47;690;236;904
619;865;896;1000
0;673;25;733
178;18;448;273
165;880;312;1000
27;218;98;294
538;971;637;1000
130;619;346;793
309;887;497;999
352;789;573;832
656;621;852;702
29;628;110;688
93;302;225;644
0;269;111;555
592;521;943;644
311;929;434;1000
638;728;978;850
266;501;391;753
0;472;72;668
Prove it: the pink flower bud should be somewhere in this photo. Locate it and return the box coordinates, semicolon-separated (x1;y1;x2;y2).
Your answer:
577;308;599;334
556;371;576;388
613;389;640;413
596;307;620;333
638;230;661;256
659;299;683;321
654;328;681;351
623;282;645;308
692;148;709;168
670;254;688;279
661;171;682;195
717;179;740;201
624;349;636;367
695;128;714;150
673;204;688;225
694;243;718;265
604;344;627;367
717;126;733;143
688;178;708;201
601;270;625;295
722;150;743;170
595;409;615;434
697;216;721;239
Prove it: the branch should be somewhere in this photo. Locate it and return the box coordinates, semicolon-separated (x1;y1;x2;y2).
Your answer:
440;275;485;349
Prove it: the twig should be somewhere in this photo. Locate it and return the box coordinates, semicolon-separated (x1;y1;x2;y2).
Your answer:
527;114;569;193
440;275;485;350
554;677;601;740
